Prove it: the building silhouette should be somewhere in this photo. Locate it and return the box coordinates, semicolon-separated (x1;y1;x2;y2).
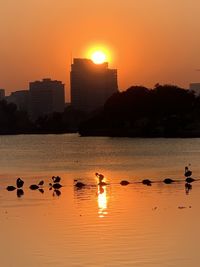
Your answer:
29;78;65;120
6;90;29;111
70;58;118;112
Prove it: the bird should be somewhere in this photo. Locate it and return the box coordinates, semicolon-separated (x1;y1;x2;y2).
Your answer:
16;178;24;188
29;184;39;190
96;173;107;186
6;186;16;191
163;178;174;184
142;179;152;186
74;181;86;188
185;166;192;178
120;180;130;186
49;183;62;189
52;176;61;183
185;177;195;183
98;177;107;186
95;173;104;180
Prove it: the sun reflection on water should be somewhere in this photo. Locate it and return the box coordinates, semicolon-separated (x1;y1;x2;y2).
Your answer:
97;185;108;218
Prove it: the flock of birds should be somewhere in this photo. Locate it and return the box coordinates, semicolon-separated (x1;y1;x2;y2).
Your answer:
75;166;195;187
4;165;196;197
6;176;63;197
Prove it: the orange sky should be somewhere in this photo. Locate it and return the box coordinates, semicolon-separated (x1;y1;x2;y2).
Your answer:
1;0;200;100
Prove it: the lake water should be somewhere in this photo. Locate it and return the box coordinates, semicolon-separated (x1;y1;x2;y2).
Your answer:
0;134;200;267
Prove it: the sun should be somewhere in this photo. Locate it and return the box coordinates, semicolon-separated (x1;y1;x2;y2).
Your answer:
91;51;106;64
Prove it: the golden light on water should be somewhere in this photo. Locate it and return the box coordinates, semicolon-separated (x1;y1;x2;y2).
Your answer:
97;185;108;218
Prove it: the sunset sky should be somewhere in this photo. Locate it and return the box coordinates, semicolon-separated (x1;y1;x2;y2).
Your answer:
1;0;200;100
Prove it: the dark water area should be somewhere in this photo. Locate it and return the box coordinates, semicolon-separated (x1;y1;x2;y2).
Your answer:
0;134;200;266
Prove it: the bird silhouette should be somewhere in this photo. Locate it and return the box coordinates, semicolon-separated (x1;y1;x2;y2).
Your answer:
142;179;152;186
98;178;107;186
185;177;195;183
16;178;24;188
49;183;62;189
6;186;16;191
163;178;174;184
74;181;86;188
52;176;61;183
120;180;130;186
185;166;192;178
29;184;39;190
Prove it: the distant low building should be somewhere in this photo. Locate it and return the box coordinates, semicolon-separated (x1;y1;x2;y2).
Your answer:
6;90;29;111
0;89;5;100
70;58;118;112
29;78;65;120
189;83;200;96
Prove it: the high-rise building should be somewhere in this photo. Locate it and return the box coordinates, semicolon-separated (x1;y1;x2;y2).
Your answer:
29;78;65;120
0;89;5;100
70;58;118;112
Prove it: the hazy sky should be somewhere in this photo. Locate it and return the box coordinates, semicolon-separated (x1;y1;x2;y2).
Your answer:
1;0;200;100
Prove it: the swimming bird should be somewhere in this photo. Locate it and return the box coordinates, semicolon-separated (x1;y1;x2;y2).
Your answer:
142;179;152;186
98;176;107;186
120;180;130;186
185;166;192;178
49;183;62;189
163;178;174;184
16;178;24;188
185;177;195;183
74;181;86;188
29;184;39;190
6;186;16;191
95;173;105;180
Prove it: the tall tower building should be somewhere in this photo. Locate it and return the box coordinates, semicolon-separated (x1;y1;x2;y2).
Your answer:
70;58;118;112
29;78;65;120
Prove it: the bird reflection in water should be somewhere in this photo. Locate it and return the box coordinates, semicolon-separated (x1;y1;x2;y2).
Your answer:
17;189;24;198
53;189;61;197
185;183;192;195
97;185;108;218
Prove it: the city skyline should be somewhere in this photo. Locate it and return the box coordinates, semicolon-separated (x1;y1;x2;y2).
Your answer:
1;1;200;101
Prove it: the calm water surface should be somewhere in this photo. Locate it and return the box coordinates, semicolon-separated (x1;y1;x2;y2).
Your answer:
0;134;200;267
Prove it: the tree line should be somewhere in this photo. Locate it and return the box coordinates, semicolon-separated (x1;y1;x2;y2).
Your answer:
1;84;200;137
79;84;200;137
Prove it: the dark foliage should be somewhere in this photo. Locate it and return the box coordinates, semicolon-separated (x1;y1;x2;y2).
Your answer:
79;84;200;137
0;101;87;134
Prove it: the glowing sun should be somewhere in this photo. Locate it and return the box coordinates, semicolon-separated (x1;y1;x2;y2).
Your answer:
91;51;106;64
